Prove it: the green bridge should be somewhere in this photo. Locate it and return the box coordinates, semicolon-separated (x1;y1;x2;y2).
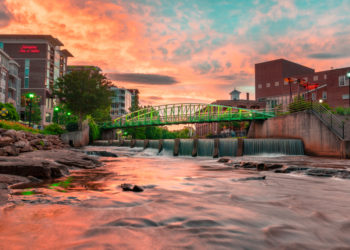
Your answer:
101;103;275;129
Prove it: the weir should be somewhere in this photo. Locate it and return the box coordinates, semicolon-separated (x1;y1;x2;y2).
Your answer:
244;139;304;155
113;138;305;157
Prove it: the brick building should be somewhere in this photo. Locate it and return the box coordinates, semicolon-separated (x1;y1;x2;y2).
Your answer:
255;59;350;108
0;35;73;125
195;91;265;137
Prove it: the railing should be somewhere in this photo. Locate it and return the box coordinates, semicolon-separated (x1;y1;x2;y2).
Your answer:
272;100;345;139
311;102;345;139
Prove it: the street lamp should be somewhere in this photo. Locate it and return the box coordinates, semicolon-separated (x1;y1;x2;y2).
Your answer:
54;106;60;124
26;93;35;127
347;71;350;107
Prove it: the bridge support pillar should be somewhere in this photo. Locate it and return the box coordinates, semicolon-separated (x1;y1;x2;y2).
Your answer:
174;139;180;156
144;140;149;149
213;138;219;158
158;139;163;153
101;129;117;142
192;139;198;157
237;138;244;156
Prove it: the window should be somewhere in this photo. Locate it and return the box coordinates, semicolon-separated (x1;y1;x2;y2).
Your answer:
342;94;349;100
0;42;3;49
24;77;29;88
274;81;279;86
324;74;327;80
266;82;270;87
339;75;349;86
322;91;327;99
258;84;262;89
313;75;318;81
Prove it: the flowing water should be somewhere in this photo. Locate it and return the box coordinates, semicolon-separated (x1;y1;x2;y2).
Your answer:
179;139;193;156
1;146;350;249
244;139;304;155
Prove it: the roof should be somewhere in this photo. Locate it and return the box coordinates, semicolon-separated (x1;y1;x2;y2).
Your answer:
60;49;73;57
230;89;241;94
0;34;64;46
255;58;315;72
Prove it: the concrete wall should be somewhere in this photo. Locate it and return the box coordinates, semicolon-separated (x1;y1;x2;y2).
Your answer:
60;120;89;147
248;111;350;158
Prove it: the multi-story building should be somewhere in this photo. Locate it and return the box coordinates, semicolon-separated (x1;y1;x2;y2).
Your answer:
0;34;73;125
110;86;132;119
0;48;21;110
127;89;140;108
255;58;350;108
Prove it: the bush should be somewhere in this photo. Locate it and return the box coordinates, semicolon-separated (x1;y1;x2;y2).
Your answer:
66;121;79;132
0;120;41;133
88;117;100;143
288;97;311;113
335;107;345;115
0;103;19;121
43;123;65;135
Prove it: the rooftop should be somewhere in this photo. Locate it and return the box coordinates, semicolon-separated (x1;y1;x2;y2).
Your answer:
0;34;64;46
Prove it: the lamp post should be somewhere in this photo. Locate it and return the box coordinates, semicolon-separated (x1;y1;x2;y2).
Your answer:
347;71;350;107
54;106;60;124
26;93;35;127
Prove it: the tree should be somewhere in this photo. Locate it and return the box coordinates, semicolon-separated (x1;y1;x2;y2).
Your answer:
53;70;113;129
21;94;41;125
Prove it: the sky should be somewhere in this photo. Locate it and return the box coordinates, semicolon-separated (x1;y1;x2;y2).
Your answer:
0;0;350;106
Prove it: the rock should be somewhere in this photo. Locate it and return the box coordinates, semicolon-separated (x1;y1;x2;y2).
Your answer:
241;162;256;169
2;130;17;140
235;176;266;181
14;141;33;153
0;148;7;156
279;166;310;173
120;183;144;192
121;183;133;191
218;157;230;163
256;163;266;171
306;168;338;177
132;185;144;192
27;176;42;183
0;136;15;146
85;151;118;157
2;145;19;156
265;164;283;171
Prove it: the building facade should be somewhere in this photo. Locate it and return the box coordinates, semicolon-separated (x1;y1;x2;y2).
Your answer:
127;89;140;108
255;59;350;108
0;48;21;110
110;86;132;120
0;35;73;125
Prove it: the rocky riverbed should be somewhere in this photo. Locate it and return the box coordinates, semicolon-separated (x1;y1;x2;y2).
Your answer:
0;129;103;206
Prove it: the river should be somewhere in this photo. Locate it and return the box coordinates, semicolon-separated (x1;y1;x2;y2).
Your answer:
1;146;350;249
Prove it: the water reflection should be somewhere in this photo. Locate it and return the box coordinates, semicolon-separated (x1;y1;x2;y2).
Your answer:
1;146;350;249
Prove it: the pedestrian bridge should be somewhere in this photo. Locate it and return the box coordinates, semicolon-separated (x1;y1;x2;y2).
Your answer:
101;103;275;129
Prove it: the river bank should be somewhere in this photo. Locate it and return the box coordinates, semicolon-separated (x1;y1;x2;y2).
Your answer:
0;128;103;206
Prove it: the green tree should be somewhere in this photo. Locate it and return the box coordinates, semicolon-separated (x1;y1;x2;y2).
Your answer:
0;103;19;121
53;69;113;129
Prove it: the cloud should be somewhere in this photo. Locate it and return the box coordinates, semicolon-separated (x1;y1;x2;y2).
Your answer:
0;2;13;27
307;53;348;59
108;73;179;85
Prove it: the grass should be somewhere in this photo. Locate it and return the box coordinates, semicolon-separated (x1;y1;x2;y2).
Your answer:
0;120;42;134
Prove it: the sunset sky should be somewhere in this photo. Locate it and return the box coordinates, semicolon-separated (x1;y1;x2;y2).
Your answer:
0;0;350;105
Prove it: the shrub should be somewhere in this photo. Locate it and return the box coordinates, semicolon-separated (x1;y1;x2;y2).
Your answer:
288;97;311;113
0;103;19;121
335;107;345;115
43;123;65;135
0;120;41;133
88;117;100;143
66;121;79;132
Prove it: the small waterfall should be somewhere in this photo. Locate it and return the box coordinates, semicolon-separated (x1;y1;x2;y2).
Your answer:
179;139;194;156
148;140;159;149
162;139;174;153
197;139;214;157
219;139;238;157
135;140;144;148
243;139;304;155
